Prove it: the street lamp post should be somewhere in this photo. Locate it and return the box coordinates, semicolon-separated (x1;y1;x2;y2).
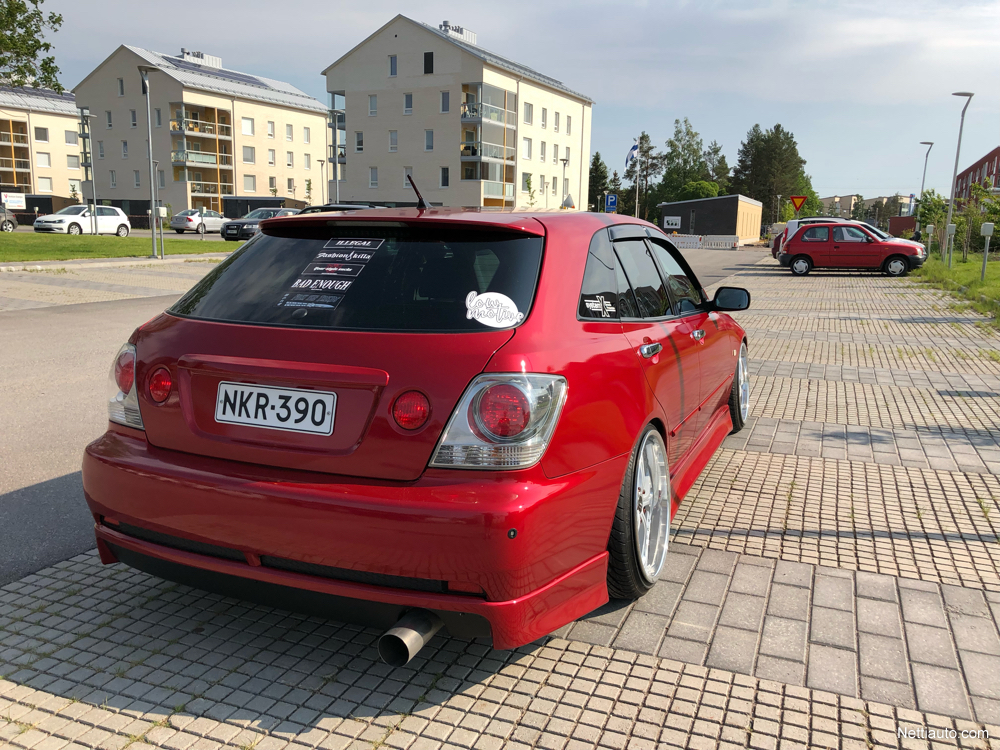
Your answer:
317;159;326;205
78;107;99;235
916;142;933;230
945;92;974;268
152;159;164;258
138;66;159;259
329;108;345;204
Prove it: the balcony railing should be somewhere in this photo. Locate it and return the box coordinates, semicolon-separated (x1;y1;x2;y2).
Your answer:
0;157;31;171
0;132;29;146
483;181;514;199
189;182;235;196
171;150;233;166
461;141;515;162
170;119;232;137
460;102;514;126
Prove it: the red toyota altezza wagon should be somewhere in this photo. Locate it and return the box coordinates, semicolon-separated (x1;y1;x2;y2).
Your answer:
82;209;750;664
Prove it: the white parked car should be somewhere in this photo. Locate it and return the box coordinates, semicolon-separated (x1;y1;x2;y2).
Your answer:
33;205;131;236
170;209;225;234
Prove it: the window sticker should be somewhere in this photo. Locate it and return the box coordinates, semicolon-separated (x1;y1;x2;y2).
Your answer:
322;238;384;251
276;293;344;309
313;249;376;263
465;291;524;328
302;262;365;278
291;277;353;293
583;295;617;318
278;239;381;310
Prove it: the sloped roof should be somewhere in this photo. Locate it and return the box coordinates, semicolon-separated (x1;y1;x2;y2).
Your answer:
0;86;78;116
93;47;326;113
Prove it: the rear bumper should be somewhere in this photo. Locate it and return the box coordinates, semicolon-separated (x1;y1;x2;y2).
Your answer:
82;428;624;649
778;253;791;267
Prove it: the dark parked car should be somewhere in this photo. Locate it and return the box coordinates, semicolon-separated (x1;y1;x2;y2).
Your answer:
221;208;299;241
0;206;18;232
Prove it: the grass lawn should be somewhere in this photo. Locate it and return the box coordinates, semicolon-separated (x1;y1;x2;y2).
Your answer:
914;251;1000;321
0;233;232;263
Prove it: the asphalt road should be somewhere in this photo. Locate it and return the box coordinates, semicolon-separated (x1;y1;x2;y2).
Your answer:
0;247;766;585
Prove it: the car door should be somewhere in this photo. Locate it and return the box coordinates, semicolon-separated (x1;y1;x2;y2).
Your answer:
833;225;873;266
798;225;833;266
613;238;702;471
96;206;117;234
207;211;225;232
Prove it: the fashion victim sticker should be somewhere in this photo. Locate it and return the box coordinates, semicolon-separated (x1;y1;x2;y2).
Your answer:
465;291;524;328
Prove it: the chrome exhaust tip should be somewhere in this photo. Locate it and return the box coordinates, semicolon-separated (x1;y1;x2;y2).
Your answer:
378;609;444;667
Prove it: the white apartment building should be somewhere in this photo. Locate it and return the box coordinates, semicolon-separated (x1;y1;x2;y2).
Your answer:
323;16;593;209
1;87;83;203
74;46;328;217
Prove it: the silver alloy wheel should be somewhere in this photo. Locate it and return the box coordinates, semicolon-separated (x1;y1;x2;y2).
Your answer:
792;258;810;275
68;223;81;235
887;258;907;276
117;225;129;237
633;430;669;583
738;342;750;421
1;220;13;232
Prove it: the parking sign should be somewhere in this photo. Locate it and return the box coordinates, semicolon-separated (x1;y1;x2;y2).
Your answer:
605;194;617;213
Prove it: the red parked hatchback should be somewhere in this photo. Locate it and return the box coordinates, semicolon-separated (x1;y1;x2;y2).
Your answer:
778;221;926;276
83;209;750;663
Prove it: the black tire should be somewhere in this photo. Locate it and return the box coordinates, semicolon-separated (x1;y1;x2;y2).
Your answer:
196;222;206;234
789;255;812;276
67;223;82;236
116;224;129;237
607;424;669;600
0;220;14;232
729;340;749;433
883;255;909;277
174;229;184;234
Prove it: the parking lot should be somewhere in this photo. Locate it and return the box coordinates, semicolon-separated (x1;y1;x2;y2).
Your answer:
2;251;999;749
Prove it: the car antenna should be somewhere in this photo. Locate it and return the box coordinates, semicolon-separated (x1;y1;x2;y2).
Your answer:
407;175;430;210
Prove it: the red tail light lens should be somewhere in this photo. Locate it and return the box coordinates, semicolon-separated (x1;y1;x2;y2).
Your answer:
148;367;172;403
114;350;135;393
393;390;430;430
477;384;530;438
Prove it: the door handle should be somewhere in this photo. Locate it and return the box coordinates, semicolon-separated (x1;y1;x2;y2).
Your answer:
691;329;705;341
833;245;840;249
639;342;662;359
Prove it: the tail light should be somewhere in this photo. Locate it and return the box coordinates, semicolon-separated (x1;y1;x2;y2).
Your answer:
107;343;144;429
431;374;567;469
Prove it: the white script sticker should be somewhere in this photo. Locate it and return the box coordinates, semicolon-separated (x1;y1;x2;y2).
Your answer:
465;291;524;328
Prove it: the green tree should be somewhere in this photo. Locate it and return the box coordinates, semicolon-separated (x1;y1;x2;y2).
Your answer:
588;152;609;211
659;118;706;201
675;180;719;202
702;140;730;194
607;170;623;213
526;175;537;208
850;194;865;221
0;0;63;91
730;123;806;229
304;178;312;203
623;132;664;220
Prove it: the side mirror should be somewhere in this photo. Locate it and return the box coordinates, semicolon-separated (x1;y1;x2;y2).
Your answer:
713;286;750;312
866;235;875;243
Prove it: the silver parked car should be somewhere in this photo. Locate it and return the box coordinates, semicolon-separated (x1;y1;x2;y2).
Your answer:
170;209;226;234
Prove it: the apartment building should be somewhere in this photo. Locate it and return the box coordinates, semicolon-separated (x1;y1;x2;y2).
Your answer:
74;46;327;217
0;86;83;201
955;146;1000;201
819;194;914;218
323;16;593;209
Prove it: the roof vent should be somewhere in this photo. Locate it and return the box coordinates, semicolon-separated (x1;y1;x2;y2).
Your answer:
178;48;222;69
438;21;476;46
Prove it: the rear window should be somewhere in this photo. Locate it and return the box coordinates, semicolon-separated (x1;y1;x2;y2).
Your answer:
169;226;543;332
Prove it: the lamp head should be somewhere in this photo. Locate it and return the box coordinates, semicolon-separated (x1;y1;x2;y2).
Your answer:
920;141;933;146
952;92;974;98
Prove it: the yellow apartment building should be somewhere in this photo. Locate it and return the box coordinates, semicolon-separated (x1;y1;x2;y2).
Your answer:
0;86;84;203
323;16;593;209
74;47;328;217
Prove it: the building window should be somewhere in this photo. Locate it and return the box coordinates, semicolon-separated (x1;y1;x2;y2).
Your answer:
268;149;275;166
304;153;311;170
122;141;128;158
424;51;433;74
369;167;378;188
355;132;363;152
34;127;48;142
267;121;275;139
36;152;51;168
553;144;558;164
243;146;255;164
155;109;162;128
564;147;570;165
369;95;377;116
389;130;397;152
566;115;572;135
38;176;53;192
404;166;413;187
541;108;547;129
440;166;449;188
521;172;530;193
440;91;450;113
287;178;295;193
242;117;254;136
106;111;112;129
158;170;165;189
404;93;413;115
389;55;397;77
554;112;560;132
540;142;546;162
523;103;533;125
109;170;117;188
269;176;276;191
97;141;104;159
65;130;78;145
117;78;124;96
130;110;137;128
303;127;310;144
522;138;531;160
425;129;433;151
133;170;141;188
244;174;256;192
67;154;80;170
286;124;293;141
286;151;294;168
69;179;81;195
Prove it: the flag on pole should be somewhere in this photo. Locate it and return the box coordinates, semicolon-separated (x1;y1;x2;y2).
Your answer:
625;143;638;171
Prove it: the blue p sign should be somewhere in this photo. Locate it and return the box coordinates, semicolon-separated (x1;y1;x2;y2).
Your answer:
605;194;618;213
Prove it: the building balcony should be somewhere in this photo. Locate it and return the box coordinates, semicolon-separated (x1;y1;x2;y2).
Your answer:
460;103;515;127
0;157;31;171
170;119;232;138
190;182;235;196
460;141;515;162
483;181;514;199
171;150;234;167
0;132;29;146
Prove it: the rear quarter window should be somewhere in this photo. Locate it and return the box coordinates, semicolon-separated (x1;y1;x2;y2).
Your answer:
578;228;618;319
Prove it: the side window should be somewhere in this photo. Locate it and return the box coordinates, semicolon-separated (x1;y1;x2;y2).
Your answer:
614;256;641;319
578;229;618;319
801;226;829;242
97;207;115;217
843;226;868;242
649;241;703;314
614;240;670;318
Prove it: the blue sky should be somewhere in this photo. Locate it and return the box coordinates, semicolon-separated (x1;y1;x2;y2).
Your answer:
53;0;999;199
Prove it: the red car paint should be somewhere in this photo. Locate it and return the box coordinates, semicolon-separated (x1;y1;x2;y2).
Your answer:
82;208;747;650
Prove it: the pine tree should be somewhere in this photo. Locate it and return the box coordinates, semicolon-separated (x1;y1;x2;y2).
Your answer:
588;152;610;211
623;132;664;220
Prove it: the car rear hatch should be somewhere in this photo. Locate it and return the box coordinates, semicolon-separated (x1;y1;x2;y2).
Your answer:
135;216;546;481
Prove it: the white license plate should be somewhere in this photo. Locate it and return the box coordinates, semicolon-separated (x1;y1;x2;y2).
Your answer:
214;381;336;435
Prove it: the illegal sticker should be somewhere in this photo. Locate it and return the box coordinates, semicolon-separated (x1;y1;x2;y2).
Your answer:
465;291;524;328
583;295;617;318
322;238;384;251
